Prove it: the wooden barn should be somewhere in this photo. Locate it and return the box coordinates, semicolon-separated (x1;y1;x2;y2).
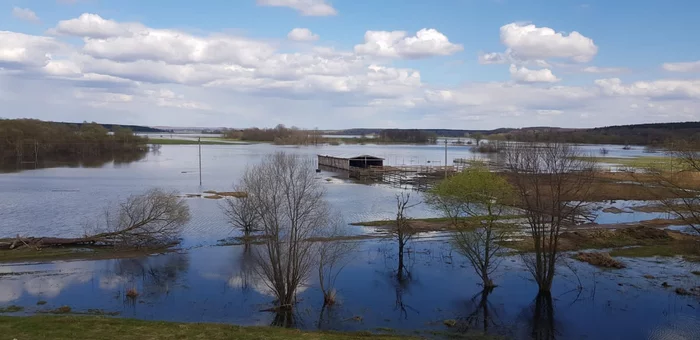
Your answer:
317;154;384;171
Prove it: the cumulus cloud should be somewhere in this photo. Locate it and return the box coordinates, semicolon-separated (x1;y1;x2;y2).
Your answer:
485;23;597;63
582;66;627;74
354;28;462;59
287;28;319;42
49;13;145;38
509;64;560;83
12;7;40;23
1;12;698;129
595;78;700;99
478;52;508;64
0;31;64;69
662;60;700;73
256;0;337;16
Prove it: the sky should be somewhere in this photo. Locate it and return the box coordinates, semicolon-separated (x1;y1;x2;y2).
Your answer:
0;0;699;129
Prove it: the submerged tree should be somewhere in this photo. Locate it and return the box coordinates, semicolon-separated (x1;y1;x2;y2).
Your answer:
391;193;418;281
240;152;329;310
221;186;260;242
316;218;356;306
504;143;596;292
427;165;515;288
3;188;190;249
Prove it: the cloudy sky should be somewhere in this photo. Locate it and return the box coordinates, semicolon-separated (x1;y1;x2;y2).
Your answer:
1;0;698;129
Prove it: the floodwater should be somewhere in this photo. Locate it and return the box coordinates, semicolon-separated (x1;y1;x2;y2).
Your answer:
1;143;698;339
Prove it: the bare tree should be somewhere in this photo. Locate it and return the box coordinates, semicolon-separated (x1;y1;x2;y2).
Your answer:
504;143;596;292
240;152;329;310
3;188;190;249
391;192;418;281
221;187;260;242
316;219;356;306
98;188;191;247
643;140;700;234
427;164;515;288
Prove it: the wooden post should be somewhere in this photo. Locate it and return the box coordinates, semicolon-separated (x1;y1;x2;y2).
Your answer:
444;139;448;179
198;137;202;186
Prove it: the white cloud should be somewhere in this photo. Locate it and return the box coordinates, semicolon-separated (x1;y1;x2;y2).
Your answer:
582;66;627;74
256;0;337;16
12;7;40;23
354;28;463;59
287;28;319;42
50;13;146;38
509;64;560;83
595;78;700;99
1;13;698;129
662;60;700;73
478;52;508;64
497;23;598;63
0;31;64;69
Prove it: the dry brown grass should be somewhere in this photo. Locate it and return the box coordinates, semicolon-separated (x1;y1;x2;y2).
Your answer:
500;171;699;202
575;252;625;268
125;288;139;299
504;226;699;255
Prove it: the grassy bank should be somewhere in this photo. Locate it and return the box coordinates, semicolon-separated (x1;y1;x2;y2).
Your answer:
502;226;700;259
352;215;524;231
0;245;172;263
148;138;244;145
0;316;420;340
573;156;682;170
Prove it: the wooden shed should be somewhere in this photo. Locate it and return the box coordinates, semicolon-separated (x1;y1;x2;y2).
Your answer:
317;154;384;170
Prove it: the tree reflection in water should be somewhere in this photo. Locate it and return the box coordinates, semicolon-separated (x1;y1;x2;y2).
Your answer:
110;252;190;300
528;292;557;340
455;287;502;334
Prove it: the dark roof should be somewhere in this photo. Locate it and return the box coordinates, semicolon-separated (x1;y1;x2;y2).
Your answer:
318;154;384;160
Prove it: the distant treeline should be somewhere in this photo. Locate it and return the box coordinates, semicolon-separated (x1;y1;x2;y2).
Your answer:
45;121;169;133
377;129;437;143
222;126;437;144
222;125;323;145
0;119;149;164
330;128;504;138
331;122;700;146
494;122;700;145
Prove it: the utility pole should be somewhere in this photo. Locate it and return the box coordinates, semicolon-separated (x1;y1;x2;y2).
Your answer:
444;139;448;179
198;137;202;186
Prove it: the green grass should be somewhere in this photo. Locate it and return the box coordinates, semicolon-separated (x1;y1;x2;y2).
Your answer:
0;316;415;340
573;156;685;170
352;215;524;227
148;138;239;145
0;246;172;263
0;306;24;313
609;244;699;261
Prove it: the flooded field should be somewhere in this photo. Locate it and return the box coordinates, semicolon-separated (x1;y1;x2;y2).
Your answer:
1;143;698;339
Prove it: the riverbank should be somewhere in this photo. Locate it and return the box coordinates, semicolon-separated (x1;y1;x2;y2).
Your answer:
0;316;424;340
0;244;175;263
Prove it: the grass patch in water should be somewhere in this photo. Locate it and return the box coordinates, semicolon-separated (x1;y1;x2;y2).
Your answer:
572;156;683;170
0;245;174;263
0;316;416;340
609;243;700;260
575;252;625;268
352;215;523;228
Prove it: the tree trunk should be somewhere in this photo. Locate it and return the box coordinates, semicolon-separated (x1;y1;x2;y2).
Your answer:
397;239;405;280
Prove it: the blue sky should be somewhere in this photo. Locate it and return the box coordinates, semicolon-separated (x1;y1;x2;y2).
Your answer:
0;0;698;129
